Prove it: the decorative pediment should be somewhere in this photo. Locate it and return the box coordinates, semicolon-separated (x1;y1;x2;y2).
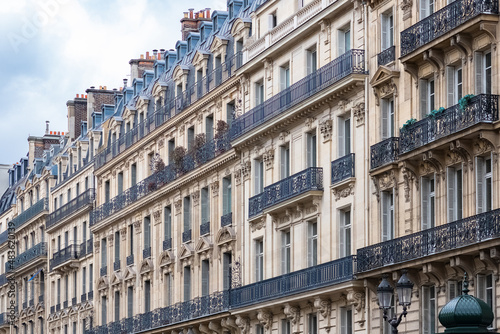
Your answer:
210;36;228;55
139;258;154;276
123;266;137;282
192;50;210;68
216;226;236;246
35;303;45;314
172;65;190;82
159;250;175;268
195;236;213;253
97;276;109;291
179;243;194;260
370;66;400;105
231;18;251;37
110;271;123;286
68;306;78;316
152;82;167;97
47;313;56;322
136;96;150;110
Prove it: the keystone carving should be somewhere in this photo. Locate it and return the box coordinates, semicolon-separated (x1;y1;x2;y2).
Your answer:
284;304;301;334
257;309;273;332
314;297;332;332
320;119;333;142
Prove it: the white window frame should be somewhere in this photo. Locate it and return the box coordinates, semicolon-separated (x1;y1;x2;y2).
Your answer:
306;46;317;75
381;10;394;51
381;190;394;241
475;51;493;95
307;221;318;267
447;166;463;222
280;62;290;91
422;285;436;334
338;117;351;157
280;144;290;179
340;307;353;334
477;273;494;324
338;26;351;56
447;280;462;301
447;65;462;107
381;98;395;139
476;155;493;214
306;131;317;168
254;159;264;195
281;230;291;274
339;209;351;257
255;239;264;282
421;174;436;230
255;80;264;106
420;0;435;19
419;78;435;118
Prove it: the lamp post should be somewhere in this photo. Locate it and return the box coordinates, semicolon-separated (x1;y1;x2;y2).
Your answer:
377;271;414;334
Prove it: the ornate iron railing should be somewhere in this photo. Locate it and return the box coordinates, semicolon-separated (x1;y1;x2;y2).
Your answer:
221;212;232;227
8;242;47;271
230;256;356;308
88;291;94;300
100;266;107;277
63;301;68;309
88;291;229;334
80;237;93;256
0;274;6;286
12;199;48;230
94;51;242;171
331;153;355;185
72;297;77;305
56;303;60;312
249;167;323;218
182;229;192;243
39;294;44;303
113;260;121;271
92;133;231;225
0;312;7;326
357;208;500;272
200;221;210;235
50;244;80;270
46;188;94;229
400;94;498;154
370;137;399;170
377;45;396;66
163;238;172;251
50;306;55;314
401;0;499;57
81;293;87;302
126;255;134;266
22;302;27;310
143;247;151;259
29;299;34;307
0;230;8;246
231;49;366;140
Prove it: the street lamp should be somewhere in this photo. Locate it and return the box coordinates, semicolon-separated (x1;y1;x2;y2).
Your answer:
377;271;414;334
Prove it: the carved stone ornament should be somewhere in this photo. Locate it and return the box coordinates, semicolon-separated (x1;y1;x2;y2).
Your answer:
120;228;127;241
158;138;164;148
305;117;315;129
352;102;365;126
153;210;161;225
174;199;182;214
320;119;333;142
212;181;219;196
278;130;290;142
192;192;200;206
319;19;331;45
250;217;266;232
347;290;366;326
284;304;301;334
133;220;142;234
263;58;273;81
379;170;397;191
107;234;114;247
263;147;275;170
401;0;413;20
314;297;332;332
234;168;242;186
257;309;273;331
94;240;100;253
332;182;355;201
474;138;494;155
402;167;418;203
241;161;251;181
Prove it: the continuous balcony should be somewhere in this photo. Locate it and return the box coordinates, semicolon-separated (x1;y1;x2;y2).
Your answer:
0;312;8;327
92;134;231;225
46;188;94;230
0;230;8;246
370;137;399;170
7;242;47;272
11;198;48;230
79;237;93;256
88;291;229;334
231;50;366;141
0;274;7;286
230;256;356;308
331;154;355;185
249;167;323;218
50;244;81;272
400;0;499;58
357;208;500;273
400;94;498;154
94;52;242;171
377;46;395;66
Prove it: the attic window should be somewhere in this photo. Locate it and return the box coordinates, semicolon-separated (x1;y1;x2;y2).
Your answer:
200;27;205;41
213;15;218;31
229;4;234;19
269;11;277;30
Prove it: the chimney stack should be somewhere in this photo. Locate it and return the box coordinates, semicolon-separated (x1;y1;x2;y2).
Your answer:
123;78;128;87
46;121;50;135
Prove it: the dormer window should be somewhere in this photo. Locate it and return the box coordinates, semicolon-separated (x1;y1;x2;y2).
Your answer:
269;11;277;30
200;26;205;41
229;4;234;19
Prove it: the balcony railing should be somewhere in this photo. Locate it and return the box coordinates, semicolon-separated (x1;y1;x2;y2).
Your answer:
29;299;34;307
100;266;107;277
0;312;8;326
56;303;61;312
143;247;151;259
221;212;232;227
182;229;192;243
113;260;121;271
370;137;399;170
39;294;44;303
12;199;48;229
231;256;355;308
357;208;500;273
0;230;8;246
92;133;231;225
46;188;94;229
0;274;6;286
126;255;134;266
163;238;172;251
88;291;94;300
8;242;47;271
400;94;498;154
200;221;210;235
72;297;77;305
50;306;55;314
80;237;93;256
81;293;87;302
50;244;80;270
249;167;323;218
87;291;229;334
331;153;355;185
22;302;27;310
63;301;68;309
231;50;366;140
401;0;499;57
94;51;242;171
377;45;396;66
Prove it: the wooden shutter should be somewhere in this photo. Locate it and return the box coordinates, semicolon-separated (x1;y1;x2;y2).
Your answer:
475;52;484;94
476;157;485;213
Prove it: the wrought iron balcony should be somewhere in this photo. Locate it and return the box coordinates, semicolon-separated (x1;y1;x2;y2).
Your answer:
92;133;231;225
9;242;47;271
88;291;229;334
72;297;77;305
63;300;68;309
113;260;121;271
331;153;355;185
221;212;232;227
249;167;323;218
22;302;27;310
100;266;107;277
126;255;134;266
200;221;210;235
29;299;34;307
163;238;172;251
0;274;6;286
230;255;355;308
143;247;151;259
50;244;81;271
231;49;366;140
88;291;94;300
46;188;94;229
357;208;500;273
0;312;7;326
81;293;87;302
401;0;499;57
377;45;395;66
56;303;61;312
0;230;7;246
39;294;44;303
80;237;93;256
182;229;192;243
370;137;399;170
400;94;498;154
94;51;242;171
12;198;48;229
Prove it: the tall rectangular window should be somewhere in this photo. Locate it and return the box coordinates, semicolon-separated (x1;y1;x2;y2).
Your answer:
268;11;277;29
184;196;191;235
114;231;120;264
168;139;175;165
227;101;235;128
421;175;436;229
131;164;137;187
164;206;172;242
83;221;87;242
477;274;494;317
419;78;435;118
255;239;264;282
338;27;351;55
280;145;290;179
89;264;93;293
206;114;214;141
127;286;133;317
82;267;86;294
101;296;107;325
306;46;317;75
223;252;232;290
340;209;351;257
144;216;151;250
101;238;107;268
254;159;264;194
282;319;291;334
256;325;264;334
117;172;123;195
381;11;394;51
144;280;151;312
381;191;394;241
57;279;61;305
340;308;353;334
447;66;463;106
201;259;210;296
420;0;435;19
187;126;195;150
281;230;291;274
223;176;232;216
308;313;318;334
448;280;462;301
308;221;318;267
338;117;351;156
447;166;463;222
422;286;436;334
255;80;264;106
475;51;492;95
306;132;317;168
164;273;172;306
201;188;209;225
104;181;110;203
476;156;493;213
381;98;395;139
114;291;120;322
183;266;191;301
280;62;290;91
129;224;134;256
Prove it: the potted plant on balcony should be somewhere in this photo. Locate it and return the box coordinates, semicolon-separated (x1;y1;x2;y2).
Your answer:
401;118;417;131
215;120;229;153
428;107;445;119
193;133;207;164
173;146;187;173
459;94;475;110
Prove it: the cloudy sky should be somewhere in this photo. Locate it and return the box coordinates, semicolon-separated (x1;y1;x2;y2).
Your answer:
0;0;226;165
